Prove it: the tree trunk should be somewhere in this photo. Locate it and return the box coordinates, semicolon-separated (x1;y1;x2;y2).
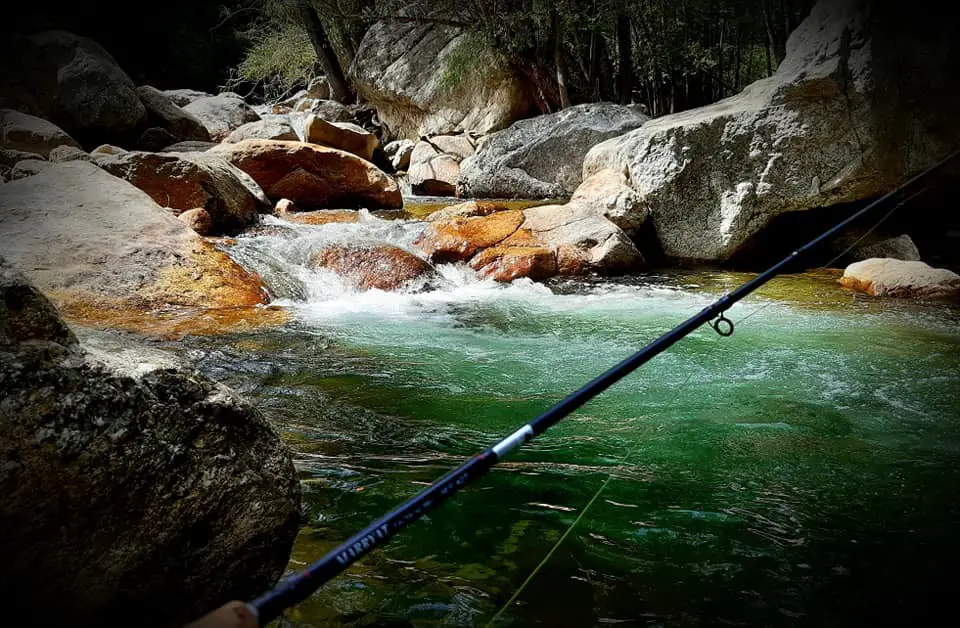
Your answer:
298;0;353;103
551;8;571;109
615;9;633;104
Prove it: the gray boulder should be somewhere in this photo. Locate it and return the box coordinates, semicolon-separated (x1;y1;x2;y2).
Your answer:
0;254;300;628
183;94;261;142
163;88;214;107
458;103;649;199
0;31;146;146
0;109;81;157
349;12;533;138
583;0;960;263
136;86;211;142
224;118;298;143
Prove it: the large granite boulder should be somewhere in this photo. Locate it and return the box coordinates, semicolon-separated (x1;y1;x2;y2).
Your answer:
458;103;649;199
0;31;146;147
349;12;534;138
224;118;298;143
583;0;960;263
304;116;379;161
0;254;300;628
408;135;475;196
95;151;270;235
0;161;270;319
0;109;82;157
135;86;211;143
183;93;261;142
209;139;402;210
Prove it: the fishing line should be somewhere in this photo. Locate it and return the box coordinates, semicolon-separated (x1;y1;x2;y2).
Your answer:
485;183;935;626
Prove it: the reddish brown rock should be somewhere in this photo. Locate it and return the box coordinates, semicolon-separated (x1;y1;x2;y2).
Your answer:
414;210;523;263
280;210;360;226
178;208;214;235
470;246;557;282
209;139;402;210
308;244;435;291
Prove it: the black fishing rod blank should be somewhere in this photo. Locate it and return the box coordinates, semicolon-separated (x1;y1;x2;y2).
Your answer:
246;150;958;626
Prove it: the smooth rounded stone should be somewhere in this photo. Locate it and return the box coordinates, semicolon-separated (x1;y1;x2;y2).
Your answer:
308;243;436;291
0;256;300;628
839;258;960;298
224;118;298;143
9;159;51;180
0;161;270;316
414;210;524;263
274;198;299;214
0;109;81;157
0;31;146;146
840;234;921;263
305;116;379;161
162;88;215;107
582;0;960;264
136;127;179;151
209;139;402;210
96;151;268;235
0;148;45;167
407;138;475;196
161;140;218;153
569;169;648;234
91;144;127;155
136;85;211;142
48;145;90;162
350;12;533;137
178;207;214;235
183;94;261;141
470;245;557;282
458;103;648;199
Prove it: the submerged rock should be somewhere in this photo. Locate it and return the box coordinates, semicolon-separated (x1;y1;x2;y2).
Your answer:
839;258;960;298
583;0;960;263
0;254;300;628
209;139;402;210
458;102;648;199
308;243;436;291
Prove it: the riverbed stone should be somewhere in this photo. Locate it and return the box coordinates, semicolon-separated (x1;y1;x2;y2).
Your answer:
0;255;300;628
308;244;436;291
136;85;211;143
209;139;402;210
414;210;524;263
96;151;268;234
839;258;960;298
458;103;648;199
183;93;261;141
0;109;82;157
470;246;557;282
305;116;379;161
0;161;270;322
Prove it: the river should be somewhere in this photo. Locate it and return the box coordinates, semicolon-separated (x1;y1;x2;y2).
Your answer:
172;207;960;627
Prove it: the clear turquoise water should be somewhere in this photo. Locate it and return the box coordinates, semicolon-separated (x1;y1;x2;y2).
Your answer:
180;216;960;627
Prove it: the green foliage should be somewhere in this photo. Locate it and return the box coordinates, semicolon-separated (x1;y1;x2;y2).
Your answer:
437;32;508;93
235;23;316;99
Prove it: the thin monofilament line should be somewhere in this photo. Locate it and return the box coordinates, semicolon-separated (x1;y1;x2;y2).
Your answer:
485;184;933;626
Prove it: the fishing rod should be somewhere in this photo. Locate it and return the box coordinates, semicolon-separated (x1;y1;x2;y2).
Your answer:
186;149;959;628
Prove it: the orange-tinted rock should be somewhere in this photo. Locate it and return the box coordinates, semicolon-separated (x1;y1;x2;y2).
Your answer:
178;208;214;235
96;151;266;234
308;244;435;291
470;246;556;282
280;210;360;225
209;139;402;210
839;258;960;298
427;200;512;221
414;210;523;263
304;116;378;161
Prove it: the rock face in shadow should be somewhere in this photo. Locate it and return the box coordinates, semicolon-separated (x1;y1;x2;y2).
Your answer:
0;109;82;157
349;11;534;138
458;103;649;200
0;30;146;147
0;254;301;628
583;0;960;263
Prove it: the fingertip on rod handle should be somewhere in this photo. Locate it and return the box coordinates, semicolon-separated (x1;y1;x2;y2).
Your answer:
183;601;261;628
